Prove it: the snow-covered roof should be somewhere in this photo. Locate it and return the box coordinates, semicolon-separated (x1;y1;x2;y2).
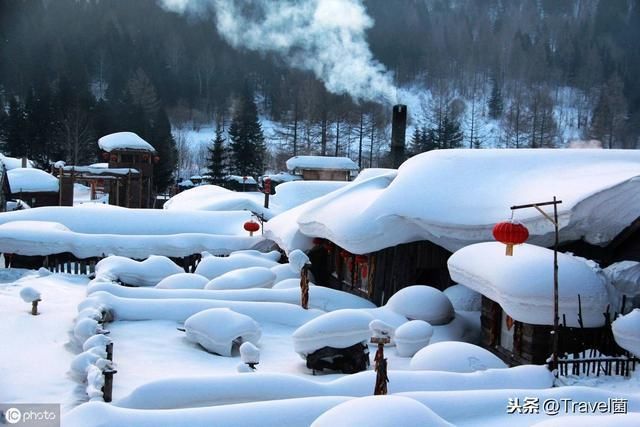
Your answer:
0;153;34;170
62;166;140;176
262;172;302;183
7;168;59;193
286;156;359;172
164;185;271;218
448;242;610;327
269;149;640;254
98;132;156;153
225;175;258;185
0;206;254;236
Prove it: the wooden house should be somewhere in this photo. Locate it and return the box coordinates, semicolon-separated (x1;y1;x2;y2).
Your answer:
268;149;640;309
97;132;157;208
6;168;60;208
286;156;358;181
448;242;623;366
223;175;258;192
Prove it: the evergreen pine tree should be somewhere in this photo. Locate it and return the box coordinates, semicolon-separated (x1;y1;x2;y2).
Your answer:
208;125;227;184
149;108;178;193
488;78;504;119
228;87;266;177
434;114;464;149
5;97;27;158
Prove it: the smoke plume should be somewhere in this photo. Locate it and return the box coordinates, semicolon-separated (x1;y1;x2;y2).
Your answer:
159;0;398;104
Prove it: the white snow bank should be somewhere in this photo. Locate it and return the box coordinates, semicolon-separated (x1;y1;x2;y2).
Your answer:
0;206;253;236
270;263;300;283
79;291;323;327
444;284;482;312
532;413;640;427
195;253;278;279
184;308;261;356
448;242;610;327
155;273;209;289
311;395;452;427
286;149;640;254
395;320;433;357
612;309;640;357
231;249;282;262
95;256;184;287
98;132;156;152
7;168;59;193
87;281;375;311
205;267;277;290
293;309;374;355
272;278;304;289
353;168;398;182
286;155;358;171
115;365;553;409
65;397;352;427
410;341;507;372
385;286;454;325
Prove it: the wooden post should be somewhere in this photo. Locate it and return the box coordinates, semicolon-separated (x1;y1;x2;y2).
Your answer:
106;342;113;361
31;300;40;315
126;170;131;208
371;336;390;395
300;264;310;310
102;369;117;402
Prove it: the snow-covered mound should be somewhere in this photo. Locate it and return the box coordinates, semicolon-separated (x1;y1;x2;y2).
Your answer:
410;342;507;373
443;284;482;312
163;185;271;218
184;308;261;356
115;365;553;409
272;149;640;254
604;261;640;296
448;242;610;327
311;395;452;427
7;168;59;193
231;250;282;262
531;413;640;427
395;320;433;357
95;256;184;287
385;286;454;325
195;253;278;279
79;291;323;326
293;309;374;355
612;309;640;357
272;278;303;289
288;249;310;272
155;273;209;290
98;132;156;152
205;267;277;290
270;263;300;283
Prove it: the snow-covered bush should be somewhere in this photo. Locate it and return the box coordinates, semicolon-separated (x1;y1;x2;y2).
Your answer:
385;286;454;325
443;284;481;312
394;320;433;357
95;255;183;287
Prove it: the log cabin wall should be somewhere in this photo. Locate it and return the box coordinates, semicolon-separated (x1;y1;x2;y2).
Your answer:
369;240;453;306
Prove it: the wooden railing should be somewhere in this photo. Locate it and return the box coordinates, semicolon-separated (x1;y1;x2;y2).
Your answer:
557;356;638;377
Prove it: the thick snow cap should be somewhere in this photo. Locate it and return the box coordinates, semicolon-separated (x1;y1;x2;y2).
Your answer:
282;149;640;254
448;242;610;327
183;308;261;356
286;155;359;172
410;341;507;372
292;309;374;355
7;168;59;193
612;309;640;357
98;132;156;153
385;286;454;325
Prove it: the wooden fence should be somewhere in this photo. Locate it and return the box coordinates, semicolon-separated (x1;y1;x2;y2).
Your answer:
557;356;638;377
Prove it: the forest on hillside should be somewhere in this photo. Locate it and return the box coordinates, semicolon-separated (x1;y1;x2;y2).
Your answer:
0;0;639;179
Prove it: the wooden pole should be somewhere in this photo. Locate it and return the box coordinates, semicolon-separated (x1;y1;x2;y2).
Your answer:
31;300;40;315
300;264;310;310
372;337;390;395
552;196;559;372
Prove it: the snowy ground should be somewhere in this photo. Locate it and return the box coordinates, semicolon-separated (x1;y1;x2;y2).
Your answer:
1;265;639;426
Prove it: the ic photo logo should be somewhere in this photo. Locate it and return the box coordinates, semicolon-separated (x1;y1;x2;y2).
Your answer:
4;407;21;424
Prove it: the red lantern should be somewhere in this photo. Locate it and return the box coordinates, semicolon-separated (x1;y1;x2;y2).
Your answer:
101;152;109;160
243;220;260;236
264;177;271;194
493;221;529;256
110;154;118;162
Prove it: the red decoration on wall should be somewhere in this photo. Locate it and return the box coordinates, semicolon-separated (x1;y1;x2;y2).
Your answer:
492;221;529;256
110;154;118;162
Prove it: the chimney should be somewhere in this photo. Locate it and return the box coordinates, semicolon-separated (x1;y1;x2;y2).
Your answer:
21;157;27;168
390;104;407;168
